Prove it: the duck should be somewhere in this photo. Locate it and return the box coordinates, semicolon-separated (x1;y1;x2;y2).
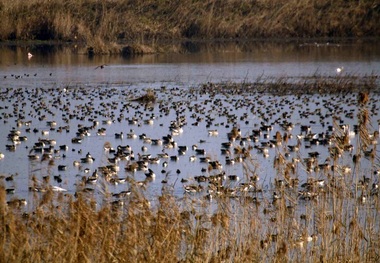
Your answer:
149;157;160;164
81;152;95;163
125;162;139;172
170;155;179;161
145;168;156;179
7;198;27;208
115;132;124;139
58;165;67;171
127;129;137;139
157;152;169;159
195;148;206;155
95;64;107;69
51;185;67;192
208;129;218;136
28;154;40;160
183;184;202;193
151;139;163;145
96;128;106;136
228;175;239;181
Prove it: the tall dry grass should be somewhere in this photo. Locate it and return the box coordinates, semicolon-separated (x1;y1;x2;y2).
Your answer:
0;0;379;53
1;174;379;262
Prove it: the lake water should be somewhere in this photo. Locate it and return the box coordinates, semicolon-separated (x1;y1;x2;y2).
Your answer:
0;40;380;210
1;40;380;88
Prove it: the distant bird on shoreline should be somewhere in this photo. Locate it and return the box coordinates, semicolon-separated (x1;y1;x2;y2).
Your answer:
95;64;107;69
28;52;33;59
336;66;344;74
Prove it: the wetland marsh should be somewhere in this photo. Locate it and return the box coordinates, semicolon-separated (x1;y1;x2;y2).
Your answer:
1;41;380;262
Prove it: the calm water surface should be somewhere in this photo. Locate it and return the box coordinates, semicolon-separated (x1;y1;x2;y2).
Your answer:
1;41;380;88
0;41;379;209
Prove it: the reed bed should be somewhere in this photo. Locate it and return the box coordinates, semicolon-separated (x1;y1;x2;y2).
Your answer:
200;74;379;95
0;0;379;54
1;81;380;262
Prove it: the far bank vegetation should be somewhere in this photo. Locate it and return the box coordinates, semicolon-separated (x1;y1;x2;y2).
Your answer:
0;0;379;54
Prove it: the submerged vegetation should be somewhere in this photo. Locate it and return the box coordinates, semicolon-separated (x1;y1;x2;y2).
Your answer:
0;0;379;54
1;76;380;262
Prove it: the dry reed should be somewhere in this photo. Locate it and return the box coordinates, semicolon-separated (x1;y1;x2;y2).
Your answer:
0;0;379;54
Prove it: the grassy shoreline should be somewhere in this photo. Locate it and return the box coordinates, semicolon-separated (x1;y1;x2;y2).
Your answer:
0;0;379;54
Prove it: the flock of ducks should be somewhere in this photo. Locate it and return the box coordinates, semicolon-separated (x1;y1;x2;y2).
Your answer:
0;82;379;212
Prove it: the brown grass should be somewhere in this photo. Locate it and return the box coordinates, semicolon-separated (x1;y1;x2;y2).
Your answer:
2;174;379;262
199;74;379;96
0;0;379;54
